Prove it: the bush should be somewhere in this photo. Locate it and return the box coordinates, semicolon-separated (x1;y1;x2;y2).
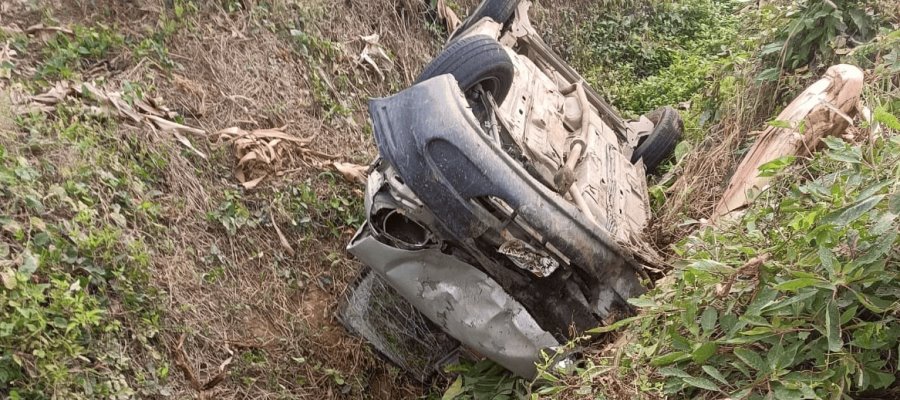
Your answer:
536;129;900;399
562;0;741;116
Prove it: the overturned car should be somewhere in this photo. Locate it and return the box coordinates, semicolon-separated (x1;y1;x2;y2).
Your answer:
340;0;682;380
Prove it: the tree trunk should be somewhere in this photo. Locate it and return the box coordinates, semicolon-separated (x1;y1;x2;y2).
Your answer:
712;64;864;220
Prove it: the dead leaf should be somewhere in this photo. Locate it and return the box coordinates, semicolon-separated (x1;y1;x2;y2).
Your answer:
24;23;73;35
173;131;208;159
333;162;368;185
437;0;462;33
146;115;206;136
357;34;393;80
270;213;295;256
217;126;334;189
29;81;73;104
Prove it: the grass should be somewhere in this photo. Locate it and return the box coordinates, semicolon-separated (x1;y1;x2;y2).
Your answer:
1;103;170;398
38;25;123;81
1;0;439;397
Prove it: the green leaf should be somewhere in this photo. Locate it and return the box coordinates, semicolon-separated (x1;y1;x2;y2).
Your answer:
889;191;900;214
687;259;734;274
774;277;825;292
760;41;784;56
847;7;872;38
651;351;690;367
658;367;692;378
745;287;778;316
831;195;885;226
700;307;717;335
758;156;796;177
702;365;729;385
873;106;900;131
733;348;767;372
729;387;753;399
627;298;658;308
756;67;781;82
767;119;792;129
856;230;897;265
739;326;773;336
818;246;837;279
19;250;38;279
828;149;863;164
588;315;642;334
683;376;719;391
692;342;718;364
763;289;817;312
854;291;893;313
442;376;464;400
825;300;843;352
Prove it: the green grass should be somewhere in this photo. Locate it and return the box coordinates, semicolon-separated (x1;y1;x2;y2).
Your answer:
1;104;171;398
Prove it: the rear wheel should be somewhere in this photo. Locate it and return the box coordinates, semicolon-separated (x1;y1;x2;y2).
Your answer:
631;106;683;173
450;0;520;40
416;35;514;105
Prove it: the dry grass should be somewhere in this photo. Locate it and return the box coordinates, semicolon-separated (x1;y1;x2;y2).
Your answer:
2;0;440;398
645;77;781;251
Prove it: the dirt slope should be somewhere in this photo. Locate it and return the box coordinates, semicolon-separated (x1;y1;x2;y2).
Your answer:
2;0;439;398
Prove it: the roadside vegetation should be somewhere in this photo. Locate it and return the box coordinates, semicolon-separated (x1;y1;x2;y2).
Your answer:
2;1;438;398
1;0;897;399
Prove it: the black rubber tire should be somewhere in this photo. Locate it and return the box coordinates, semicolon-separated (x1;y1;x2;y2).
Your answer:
631;106;683;173
450;0;520;40
416;35;514;105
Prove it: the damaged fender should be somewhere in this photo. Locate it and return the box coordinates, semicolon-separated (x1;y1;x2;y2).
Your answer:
348;229;559;378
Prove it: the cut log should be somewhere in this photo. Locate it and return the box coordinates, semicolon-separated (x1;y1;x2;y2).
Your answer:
712;64;864;220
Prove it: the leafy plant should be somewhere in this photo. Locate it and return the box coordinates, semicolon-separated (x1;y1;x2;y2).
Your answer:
39;25;123;80
536;130;900;399
562;0;742;116
207;189;258;236
757;0;878;81
1;104;169;398
442;360;528;400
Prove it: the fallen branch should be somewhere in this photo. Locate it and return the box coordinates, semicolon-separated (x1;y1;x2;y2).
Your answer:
172;334;234;398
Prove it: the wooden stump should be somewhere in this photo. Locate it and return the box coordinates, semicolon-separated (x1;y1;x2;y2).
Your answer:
712;64;864;220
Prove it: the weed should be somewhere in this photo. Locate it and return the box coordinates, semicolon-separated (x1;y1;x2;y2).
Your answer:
207;189;258;236
1;103;171;397
289;21;353;118
132;0;197;69
39;25;123;80
757;0;879;81
279;177;363;239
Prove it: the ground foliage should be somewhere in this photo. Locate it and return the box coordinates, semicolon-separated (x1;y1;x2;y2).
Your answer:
558;0;742;117
1;105;169;398
541;132;900;398
2;0;441;398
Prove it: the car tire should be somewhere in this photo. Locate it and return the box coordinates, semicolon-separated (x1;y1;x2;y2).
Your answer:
416;35;515;105
631;106;683;173
450;0;520;40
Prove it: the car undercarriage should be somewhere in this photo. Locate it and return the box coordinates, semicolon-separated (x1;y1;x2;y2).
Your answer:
340;0;683;380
